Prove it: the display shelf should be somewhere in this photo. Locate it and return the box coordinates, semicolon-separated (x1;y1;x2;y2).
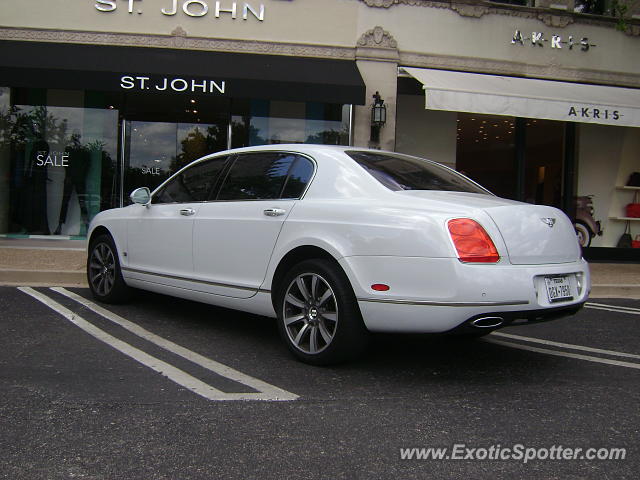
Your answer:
612;186;640;220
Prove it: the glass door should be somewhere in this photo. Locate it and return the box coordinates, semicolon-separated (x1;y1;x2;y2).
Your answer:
122;119;228;205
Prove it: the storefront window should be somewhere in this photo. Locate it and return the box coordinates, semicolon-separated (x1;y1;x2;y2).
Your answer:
455;113;565;209
1;87;354;238
455;113;517;199
523;119;564;209
0;87;11;234
231;100;349;147
2;89;118;237
123;120;228;203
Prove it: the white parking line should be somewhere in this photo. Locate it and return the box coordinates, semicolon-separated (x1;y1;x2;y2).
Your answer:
585;302;640;315
491;331;640;361
20;287;298;401
52;287;298;401
485;301;640;369
484;337;640;371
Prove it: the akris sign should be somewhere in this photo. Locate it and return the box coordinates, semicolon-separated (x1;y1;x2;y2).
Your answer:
95;0;265;20
511;30;596;51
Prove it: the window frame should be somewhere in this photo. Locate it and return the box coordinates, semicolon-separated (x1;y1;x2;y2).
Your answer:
345;150;493;195
150;151;317;205
211;151;317;202
151;155;232;205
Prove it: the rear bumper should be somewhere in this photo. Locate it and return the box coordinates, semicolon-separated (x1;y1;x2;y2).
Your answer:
446;302;585;335
340;256;590;333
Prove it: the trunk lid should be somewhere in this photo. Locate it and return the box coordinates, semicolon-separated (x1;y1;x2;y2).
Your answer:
485;203;581;265
395;191;581;265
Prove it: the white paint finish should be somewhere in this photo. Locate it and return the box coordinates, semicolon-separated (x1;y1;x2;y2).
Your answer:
340;254;582;306
86;209;129;264
358;300;505;333
89;144;590;335
484;203;580;265
126;202;200;277
485;338;640;371
340;256;460;301
355;258;589;332
123;276;277;318
193;199;295;298
275;198;456;259
51;287;297;400
19;287;295;401
393;190;581;265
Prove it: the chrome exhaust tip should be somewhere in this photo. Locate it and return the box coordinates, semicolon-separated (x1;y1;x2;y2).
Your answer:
471;316;504;328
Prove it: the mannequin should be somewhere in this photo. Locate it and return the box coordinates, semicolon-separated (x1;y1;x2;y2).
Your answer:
54;134;90;235
19;137;50;235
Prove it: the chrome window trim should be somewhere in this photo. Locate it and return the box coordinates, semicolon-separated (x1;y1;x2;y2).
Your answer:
147;150;317;205
214;151;317;203
150;154;234;205
344;149;494;196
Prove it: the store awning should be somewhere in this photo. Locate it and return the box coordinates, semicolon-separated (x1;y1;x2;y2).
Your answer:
402;67;640;128
0;40;366;105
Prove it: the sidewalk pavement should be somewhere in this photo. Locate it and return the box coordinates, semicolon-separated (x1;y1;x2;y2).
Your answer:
0;238;639;299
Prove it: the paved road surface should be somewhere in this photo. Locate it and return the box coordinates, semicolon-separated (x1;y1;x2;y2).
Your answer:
1;287;638;479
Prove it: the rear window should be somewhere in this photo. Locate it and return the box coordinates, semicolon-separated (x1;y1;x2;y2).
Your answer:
346;151;489;194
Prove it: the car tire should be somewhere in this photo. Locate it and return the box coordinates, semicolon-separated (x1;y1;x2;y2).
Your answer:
574;221;592;248
87;233;131;304
276;259;369;365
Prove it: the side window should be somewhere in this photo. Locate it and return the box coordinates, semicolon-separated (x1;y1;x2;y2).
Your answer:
281;157;314;199
153;156;228;204
217;153;297;201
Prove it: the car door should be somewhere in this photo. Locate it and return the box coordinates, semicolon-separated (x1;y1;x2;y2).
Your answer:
193;152;315;298
125;156;229;283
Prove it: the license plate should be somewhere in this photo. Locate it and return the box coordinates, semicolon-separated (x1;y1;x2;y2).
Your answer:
545;275;573;303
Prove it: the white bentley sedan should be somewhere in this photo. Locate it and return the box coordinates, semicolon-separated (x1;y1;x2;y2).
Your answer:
87;145;589;364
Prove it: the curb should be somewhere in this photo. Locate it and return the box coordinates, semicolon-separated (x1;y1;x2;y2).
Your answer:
590;284;640;300
0;269;87;287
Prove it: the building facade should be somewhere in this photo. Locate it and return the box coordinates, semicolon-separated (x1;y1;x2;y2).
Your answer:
1;0;639;257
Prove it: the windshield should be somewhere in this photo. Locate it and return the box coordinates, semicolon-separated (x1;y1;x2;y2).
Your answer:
346;151;490;194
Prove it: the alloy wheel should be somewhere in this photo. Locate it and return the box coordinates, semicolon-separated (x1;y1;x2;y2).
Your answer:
282;272;339;354
89;242;116;296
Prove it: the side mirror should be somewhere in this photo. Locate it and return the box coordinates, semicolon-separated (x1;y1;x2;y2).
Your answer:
130;187;151;206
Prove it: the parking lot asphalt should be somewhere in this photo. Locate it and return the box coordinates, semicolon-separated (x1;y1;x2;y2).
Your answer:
1;286;639;479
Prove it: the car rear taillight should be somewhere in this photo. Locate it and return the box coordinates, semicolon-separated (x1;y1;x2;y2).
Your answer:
447;218;500;263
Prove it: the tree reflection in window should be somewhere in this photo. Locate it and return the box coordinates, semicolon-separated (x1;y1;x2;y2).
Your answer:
154;156;228;204
217;153;313;201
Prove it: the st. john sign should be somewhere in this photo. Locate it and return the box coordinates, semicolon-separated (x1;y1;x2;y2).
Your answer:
95;0;266;20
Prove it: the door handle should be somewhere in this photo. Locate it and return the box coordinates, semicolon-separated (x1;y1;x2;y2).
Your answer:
180;208;196;216
263;208;286;217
